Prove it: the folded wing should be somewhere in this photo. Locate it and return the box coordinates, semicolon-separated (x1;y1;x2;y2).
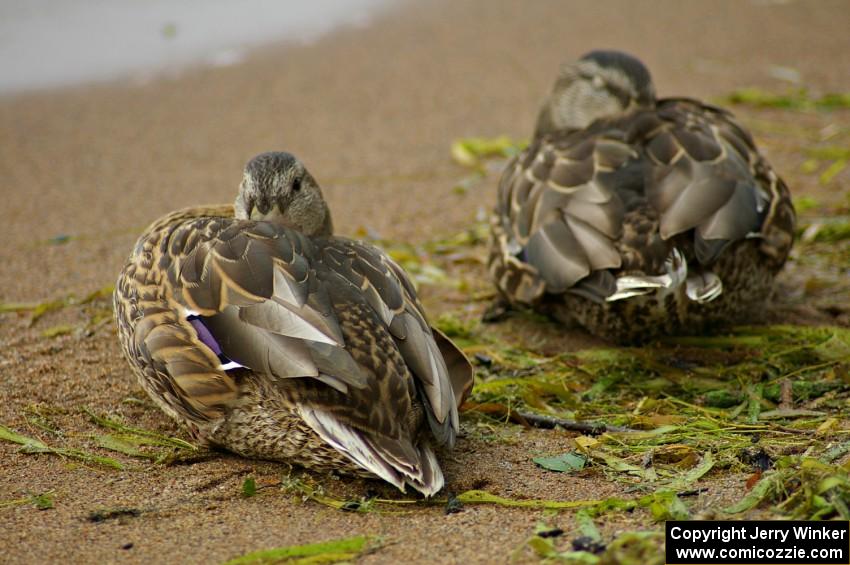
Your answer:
122;214;472;495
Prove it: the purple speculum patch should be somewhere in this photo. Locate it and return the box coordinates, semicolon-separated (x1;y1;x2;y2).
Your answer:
187;316;222;355
187;315;240;370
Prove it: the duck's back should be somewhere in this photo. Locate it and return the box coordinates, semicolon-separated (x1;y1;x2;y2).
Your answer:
115;207;468;495
490;98;795;341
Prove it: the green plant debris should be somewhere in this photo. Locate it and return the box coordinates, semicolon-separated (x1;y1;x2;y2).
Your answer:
0;425;123;469
806;146;850;161
642;490;690;521
31;492;54;510
747;383;763;424
367;223;488;290
242;478;257;498
222;535;377;565
466;326;850;520
597;531;665;565
383;246;447;287
80;285;115;304
0;301;43;314
495;489;679;563
0;490;55;511
93;433;143;456
0;284;115;326
434;312;478;340
801;219;850;243
457;489;601;510
723;469;792;514
819;159;847;185
84;408;196;450
798;146;850;186
280;477;385;513
41;324;75;338
583;489;690;521
724;88;850;110
450;135;527;170
793;196;820;212
282;471;693;525
724;449;850;519
517;528;664;564
801;159;820;173
28;299;68;324
280;476;592;515
759;408;826;420
23;405;64;437
534;452;587;473
517;532;569;562
575;510;602;542
359;222;489;293
84;408;199;464
459;323;850;513
666;452;715;491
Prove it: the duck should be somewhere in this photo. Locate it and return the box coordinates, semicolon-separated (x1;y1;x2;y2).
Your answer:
114;151;473;496
488;50;796;342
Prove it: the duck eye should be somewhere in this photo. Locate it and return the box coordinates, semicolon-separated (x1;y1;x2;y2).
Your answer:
292;177;302;192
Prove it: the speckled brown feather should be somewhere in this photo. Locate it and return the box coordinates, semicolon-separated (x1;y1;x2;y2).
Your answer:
490;97;795;341
114;205;240;423
115;204;472;493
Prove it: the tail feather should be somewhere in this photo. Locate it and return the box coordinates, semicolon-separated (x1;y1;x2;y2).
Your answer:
407;445;444;497
298;406;445;496
686;271;723;303
606;248;687;302
606;248;725;304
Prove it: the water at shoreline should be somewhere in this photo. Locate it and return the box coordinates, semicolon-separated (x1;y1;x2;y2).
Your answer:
0;0;391;94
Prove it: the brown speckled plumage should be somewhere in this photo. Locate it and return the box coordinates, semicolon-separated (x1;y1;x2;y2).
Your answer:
489;51;796;342
115;153;473;495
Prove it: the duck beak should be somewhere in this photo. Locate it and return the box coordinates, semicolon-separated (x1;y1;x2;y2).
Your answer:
250;206;284;223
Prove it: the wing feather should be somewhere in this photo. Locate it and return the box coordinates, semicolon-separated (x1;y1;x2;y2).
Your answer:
119;209;471;494
490;97;793;305
319;238;471;447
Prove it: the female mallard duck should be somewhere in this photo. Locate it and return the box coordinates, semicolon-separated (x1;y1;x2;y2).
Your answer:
488;50;796;342
114;152;473;496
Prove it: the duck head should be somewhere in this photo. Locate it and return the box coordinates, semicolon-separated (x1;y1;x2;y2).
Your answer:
235;151;334;237
535;50;656;136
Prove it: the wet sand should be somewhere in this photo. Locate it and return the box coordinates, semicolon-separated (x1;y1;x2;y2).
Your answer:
2;1;850;563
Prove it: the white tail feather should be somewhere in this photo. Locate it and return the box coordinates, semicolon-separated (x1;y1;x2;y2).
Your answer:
607;248;688;302
686;271;723;303
297;406;444;496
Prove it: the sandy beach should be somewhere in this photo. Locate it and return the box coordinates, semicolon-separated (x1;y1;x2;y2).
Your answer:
2;0;850;562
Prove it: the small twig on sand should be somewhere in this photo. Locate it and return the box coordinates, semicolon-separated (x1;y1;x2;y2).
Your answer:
514;411;634;434
460;401;633;434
